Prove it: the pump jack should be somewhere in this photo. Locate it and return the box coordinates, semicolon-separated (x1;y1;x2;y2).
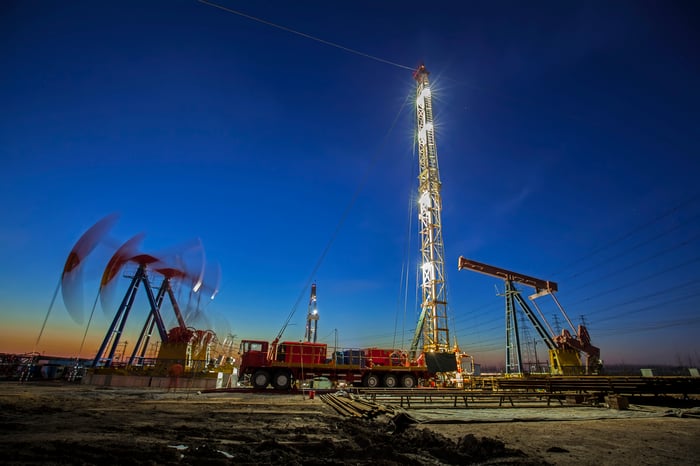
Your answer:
93;254;190;368
458;256;601;375
93;244;211;370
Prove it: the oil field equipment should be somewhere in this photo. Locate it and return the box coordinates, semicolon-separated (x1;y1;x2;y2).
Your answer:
92;236;219;373
237;64;464;389
458;256;601;375
304;283;319;343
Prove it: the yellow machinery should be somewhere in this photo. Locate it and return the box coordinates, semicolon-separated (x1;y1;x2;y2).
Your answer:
458;256;601;375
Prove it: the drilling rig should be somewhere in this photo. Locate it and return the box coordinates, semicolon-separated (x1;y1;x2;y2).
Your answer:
236;64;463;389
409;64;458;374
304;283;319;343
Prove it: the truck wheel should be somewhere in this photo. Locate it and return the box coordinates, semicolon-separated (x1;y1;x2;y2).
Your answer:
383;373;398;388
364;373;380;388
400;374;417;388
252;370;270;389
272;370;292;390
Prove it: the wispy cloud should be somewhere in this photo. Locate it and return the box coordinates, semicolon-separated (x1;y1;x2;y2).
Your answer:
492;186;533;218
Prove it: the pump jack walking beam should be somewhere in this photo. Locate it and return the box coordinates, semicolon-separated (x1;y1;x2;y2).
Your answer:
458;257;558;293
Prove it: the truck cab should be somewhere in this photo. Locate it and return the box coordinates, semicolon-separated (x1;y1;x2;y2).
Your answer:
240;340;269;370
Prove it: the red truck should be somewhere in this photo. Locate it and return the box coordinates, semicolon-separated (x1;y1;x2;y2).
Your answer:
238;339;432;389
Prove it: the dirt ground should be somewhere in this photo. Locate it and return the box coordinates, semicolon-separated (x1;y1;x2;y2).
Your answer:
1;382;699;465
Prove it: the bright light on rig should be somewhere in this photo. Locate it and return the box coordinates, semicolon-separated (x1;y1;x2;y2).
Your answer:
421;87;431;98
419;191;431;208
422;261;436;280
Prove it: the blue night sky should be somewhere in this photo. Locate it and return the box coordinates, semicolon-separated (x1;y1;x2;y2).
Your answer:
1;1;699;368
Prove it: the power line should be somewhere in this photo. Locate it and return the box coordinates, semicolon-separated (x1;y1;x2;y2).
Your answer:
594;290;700;325
584;278;700;319
571;232;700;295
560;211;700;282
198;0;414;71
551;193;700;277
197;0;700;364
272;87;413;342
596;315;700;337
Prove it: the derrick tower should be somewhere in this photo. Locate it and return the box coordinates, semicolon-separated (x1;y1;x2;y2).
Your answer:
410;64;451;356
304;283;319;343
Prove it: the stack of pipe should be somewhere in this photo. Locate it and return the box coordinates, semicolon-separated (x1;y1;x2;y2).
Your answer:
319;393;394;418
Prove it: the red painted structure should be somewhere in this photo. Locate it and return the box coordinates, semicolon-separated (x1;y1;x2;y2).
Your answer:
239;339;430;389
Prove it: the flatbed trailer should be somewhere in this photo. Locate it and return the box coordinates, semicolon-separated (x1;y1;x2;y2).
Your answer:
239;339;430;389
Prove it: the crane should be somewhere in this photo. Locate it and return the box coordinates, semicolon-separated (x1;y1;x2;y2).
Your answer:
409;64;457;373
458;256;601;375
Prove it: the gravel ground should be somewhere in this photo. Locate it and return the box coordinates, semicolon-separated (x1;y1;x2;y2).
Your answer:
1;382;699;465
